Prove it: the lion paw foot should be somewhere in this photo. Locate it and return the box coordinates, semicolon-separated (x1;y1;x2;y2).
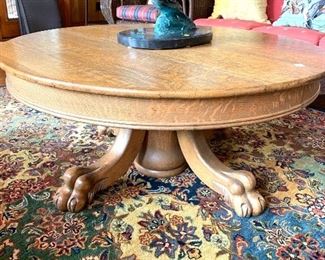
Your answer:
66;190;89;212
54;186;72;211
53;166;95;212
232;191;266;217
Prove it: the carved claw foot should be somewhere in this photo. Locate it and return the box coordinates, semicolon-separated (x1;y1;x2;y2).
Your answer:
54;129;145;212
229;183;266;217
55;166;110;212
178;130;266;217
224;169;266;217
54;166;93;211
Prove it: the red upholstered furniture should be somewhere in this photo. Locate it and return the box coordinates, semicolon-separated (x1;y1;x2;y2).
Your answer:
193;0;325;47
194;18;269;30
266;0;283;23
319;37;325;49
252;26;325;45
100;0;187;24
116;5;158;23
191;0;324;108
100;0;153;24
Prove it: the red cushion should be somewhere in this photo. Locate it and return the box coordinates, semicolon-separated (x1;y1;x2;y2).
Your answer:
194;19;270;30
267;0;284;22
319;37;325;49
252;26;325;45
116;5;158;22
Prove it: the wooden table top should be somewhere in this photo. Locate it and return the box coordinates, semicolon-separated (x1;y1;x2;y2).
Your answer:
1;25;324;99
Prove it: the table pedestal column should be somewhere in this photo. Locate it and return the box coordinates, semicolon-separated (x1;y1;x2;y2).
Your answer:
54;129;266;217
134;131;187;178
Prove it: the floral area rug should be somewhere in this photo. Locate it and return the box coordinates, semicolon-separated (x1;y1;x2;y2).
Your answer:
0;87;324;260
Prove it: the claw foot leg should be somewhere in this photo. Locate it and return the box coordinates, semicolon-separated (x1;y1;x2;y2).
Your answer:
54;129;145;212
177;130;266;217
0;69;5;87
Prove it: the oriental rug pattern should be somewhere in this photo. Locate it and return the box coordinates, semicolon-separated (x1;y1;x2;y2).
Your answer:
0;88;324;259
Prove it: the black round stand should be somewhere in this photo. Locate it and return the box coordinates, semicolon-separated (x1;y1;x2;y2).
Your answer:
117;27;213;50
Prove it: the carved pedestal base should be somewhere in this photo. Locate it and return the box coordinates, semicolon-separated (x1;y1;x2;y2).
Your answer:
54;129;266;217
54;129;145;212
178;131;265;217
134;131;186;178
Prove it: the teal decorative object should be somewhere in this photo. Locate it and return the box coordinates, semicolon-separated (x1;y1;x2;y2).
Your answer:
152;0;196;38
117;0;213;49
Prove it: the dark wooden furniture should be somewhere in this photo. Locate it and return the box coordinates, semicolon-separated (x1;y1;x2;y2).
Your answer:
187;0;214;19
0;0;105;39
59;0;105;26
0;0;20;39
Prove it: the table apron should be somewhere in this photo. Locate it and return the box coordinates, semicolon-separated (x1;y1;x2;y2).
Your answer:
6;73;320;130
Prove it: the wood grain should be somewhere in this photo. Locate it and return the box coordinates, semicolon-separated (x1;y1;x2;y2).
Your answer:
178;130;266;217
0;69;5;86
87;0;106;23
6;74;320;130
54;128;145;212
134;131;186;177
58;0;80;27
0;25;324;99
2;26;324;217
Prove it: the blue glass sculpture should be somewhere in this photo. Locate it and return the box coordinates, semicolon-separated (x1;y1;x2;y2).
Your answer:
152;0;196;38
117;0;213;49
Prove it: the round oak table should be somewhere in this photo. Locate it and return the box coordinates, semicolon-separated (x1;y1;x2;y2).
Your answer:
1;25;324;217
